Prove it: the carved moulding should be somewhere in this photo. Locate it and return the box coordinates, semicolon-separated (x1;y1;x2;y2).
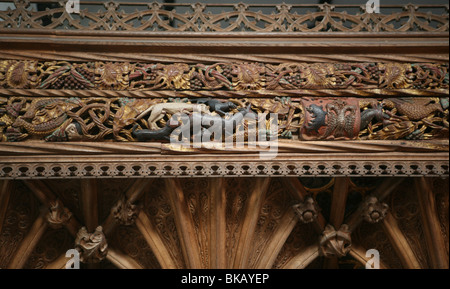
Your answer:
0;60;448;91
0;152;448;179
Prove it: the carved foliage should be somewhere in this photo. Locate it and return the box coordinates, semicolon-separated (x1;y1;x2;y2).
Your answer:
111;196;141;226
292;197;320;224
0;61;448;91
361;196;389;224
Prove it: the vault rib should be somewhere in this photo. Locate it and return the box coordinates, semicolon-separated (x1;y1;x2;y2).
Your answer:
80;179;99;232
165;178;202;269
135;210;179;269
233;177;271;268
210;178;226;269
414;177;449;269
106;248;143;269
7;209;48;269
349;243;388;269
346;177;406;232
282;244;320;269
103;178;153;236
284;178;326;234
324;177;350;269
381;212;422;269
0;180;13;236
23;180;80;236
329;177;350;229
255;209;298;269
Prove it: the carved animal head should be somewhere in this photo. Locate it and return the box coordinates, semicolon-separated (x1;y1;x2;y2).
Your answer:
227;102;238;110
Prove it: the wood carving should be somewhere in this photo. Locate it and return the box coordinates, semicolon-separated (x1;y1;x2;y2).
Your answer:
319;224;352;258
75;226;108;264
292;197;320;224
1;97;447;142
47;199;72;229
111;196;141;226
361;196;389;224
0;61;448;91
0;1;447;33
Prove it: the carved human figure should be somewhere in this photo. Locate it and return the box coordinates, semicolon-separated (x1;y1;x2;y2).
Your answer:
75;226;108;263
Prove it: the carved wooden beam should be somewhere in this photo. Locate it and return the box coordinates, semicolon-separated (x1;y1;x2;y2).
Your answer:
329;177;350;229
135;210;179;269
414;177;449;269
23;180;80;236
283;178;326;234
381;212;422;269
165;178;202;269
209;178;227;269
44;253;68;270
0;180;12;236
255;209;299;269
233;178;271;268
346;177;406;232
349;243;388;269
282;244;320;269
103;178;152;236
106;248;143;270
80;179;99;232
7;209;48;269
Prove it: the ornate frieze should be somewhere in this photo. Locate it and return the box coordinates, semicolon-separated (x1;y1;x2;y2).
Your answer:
0;96;447;142
0;1;447;33
0;61;448;91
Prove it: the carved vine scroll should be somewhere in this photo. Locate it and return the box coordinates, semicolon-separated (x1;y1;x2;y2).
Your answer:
0;61;448;91
1;96;447;142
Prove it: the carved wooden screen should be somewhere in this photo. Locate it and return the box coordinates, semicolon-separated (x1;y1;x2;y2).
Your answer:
0;0;448;270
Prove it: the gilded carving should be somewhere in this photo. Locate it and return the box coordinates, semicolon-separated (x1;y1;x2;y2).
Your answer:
0;60;447;91
75;226;108;264
0;96;447;142
0;60;40;89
